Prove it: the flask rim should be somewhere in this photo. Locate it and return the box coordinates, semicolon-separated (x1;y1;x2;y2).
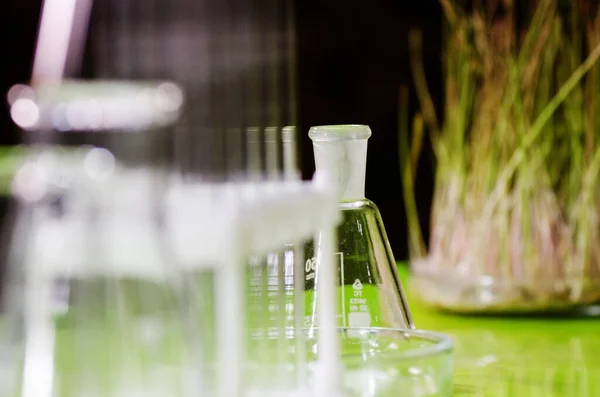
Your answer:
308;124;372;141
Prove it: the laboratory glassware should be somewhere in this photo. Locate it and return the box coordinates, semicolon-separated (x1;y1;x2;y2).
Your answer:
11;153;197;397
305;125;414;330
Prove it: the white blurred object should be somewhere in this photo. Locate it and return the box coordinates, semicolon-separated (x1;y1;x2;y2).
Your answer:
12;153;344;397
31;0;93;84
9;80;184;132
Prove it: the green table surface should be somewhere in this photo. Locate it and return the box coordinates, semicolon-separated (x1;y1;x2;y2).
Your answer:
397;264;600;397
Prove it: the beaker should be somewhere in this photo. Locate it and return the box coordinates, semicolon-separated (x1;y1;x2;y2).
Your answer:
304;125;413;330
10;153;199;397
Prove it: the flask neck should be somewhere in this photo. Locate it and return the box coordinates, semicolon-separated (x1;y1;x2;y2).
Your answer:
311;138;368;201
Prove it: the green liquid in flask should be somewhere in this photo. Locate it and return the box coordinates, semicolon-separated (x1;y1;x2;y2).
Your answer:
303;200;412;329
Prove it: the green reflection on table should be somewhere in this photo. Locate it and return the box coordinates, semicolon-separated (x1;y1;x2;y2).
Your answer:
398;264;600;397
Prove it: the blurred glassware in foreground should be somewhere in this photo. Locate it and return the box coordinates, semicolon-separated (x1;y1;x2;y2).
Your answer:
5;107;346;397
0;198;25;397
9;80;183;133
305;125;414;330
14;159;193;397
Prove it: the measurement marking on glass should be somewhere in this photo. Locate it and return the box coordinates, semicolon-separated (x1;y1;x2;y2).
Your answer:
349;278;371;327
305;257;316;280
338;252;347;328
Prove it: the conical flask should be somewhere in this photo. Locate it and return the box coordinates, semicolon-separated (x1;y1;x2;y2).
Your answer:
305;125;414;330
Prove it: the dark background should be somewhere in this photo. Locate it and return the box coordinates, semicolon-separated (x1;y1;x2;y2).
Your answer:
0;0;443;261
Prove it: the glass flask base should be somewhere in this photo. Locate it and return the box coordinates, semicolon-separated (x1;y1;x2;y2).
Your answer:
245;327;453;397
412;259;600;314
333;327;453;397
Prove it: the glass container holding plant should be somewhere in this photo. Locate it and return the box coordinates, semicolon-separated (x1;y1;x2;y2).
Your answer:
401;0;600;312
